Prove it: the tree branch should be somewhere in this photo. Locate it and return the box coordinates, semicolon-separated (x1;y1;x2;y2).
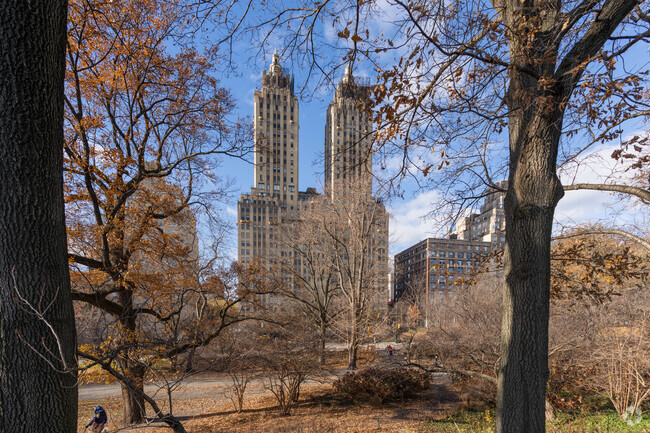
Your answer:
553;229;650;252
563;182;650;203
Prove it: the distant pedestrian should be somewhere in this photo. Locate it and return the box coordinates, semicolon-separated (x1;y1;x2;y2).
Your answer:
85;405;107;432
387;345;394;356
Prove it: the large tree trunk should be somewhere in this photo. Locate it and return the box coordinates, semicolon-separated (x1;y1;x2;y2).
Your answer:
0;0;77;431
119;290;147;424
121;361;147;424
496;52;564;431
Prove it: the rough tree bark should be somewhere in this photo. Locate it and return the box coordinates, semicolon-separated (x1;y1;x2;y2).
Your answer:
118;290;147;424
0;0;77;431
497;0;642;430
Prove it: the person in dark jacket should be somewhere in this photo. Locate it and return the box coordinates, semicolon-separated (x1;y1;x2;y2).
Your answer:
85;405;107;432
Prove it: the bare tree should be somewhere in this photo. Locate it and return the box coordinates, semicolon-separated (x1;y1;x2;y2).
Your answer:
278;197;342;365
299;178;389;370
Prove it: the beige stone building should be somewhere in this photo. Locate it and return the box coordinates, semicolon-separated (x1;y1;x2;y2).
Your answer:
323;66;389;306
238;58;389;307
452;181;507;247
324;65;373;200
237;52;304;305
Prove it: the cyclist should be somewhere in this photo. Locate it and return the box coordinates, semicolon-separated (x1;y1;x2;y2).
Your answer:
84;405;107;432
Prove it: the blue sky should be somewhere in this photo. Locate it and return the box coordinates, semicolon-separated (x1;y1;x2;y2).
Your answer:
214;52;647;264
205;7;648;264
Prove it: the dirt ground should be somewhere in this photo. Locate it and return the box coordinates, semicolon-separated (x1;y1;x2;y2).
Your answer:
79;381;462;433
78;348;466;432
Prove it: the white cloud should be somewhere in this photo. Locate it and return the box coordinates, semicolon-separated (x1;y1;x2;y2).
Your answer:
555;142;644;228
225;206;237;217
323;17;338;43
387;189;445;254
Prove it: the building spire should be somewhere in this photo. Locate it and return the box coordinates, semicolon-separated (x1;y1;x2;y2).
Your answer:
342;62;353;83
269;49;283;75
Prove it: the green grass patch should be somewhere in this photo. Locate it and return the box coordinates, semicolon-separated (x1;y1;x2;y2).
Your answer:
421;409;650;433
548;411;650;433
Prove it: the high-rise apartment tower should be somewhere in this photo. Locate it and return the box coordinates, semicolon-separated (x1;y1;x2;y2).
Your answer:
324;65;373;200
237;52;300;278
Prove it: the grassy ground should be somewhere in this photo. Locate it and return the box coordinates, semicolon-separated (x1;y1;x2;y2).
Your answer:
421;409;650;433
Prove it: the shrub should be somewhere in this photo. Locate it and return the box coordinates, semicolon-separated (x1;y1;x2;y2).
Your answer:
333;367;430;404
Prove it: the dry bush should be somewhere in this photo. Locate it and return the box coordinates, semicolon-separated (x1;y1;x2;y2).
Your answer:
256;314;323;415
597;324;650;417
226;358;259;413
265;366;308;415
415;276;502;378
333;367;430;404
547;248;649;417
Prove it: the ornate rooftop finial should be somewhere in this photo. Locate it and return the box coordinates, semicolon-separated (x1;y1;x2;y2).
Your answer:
342;62;353;83
269;49;282;75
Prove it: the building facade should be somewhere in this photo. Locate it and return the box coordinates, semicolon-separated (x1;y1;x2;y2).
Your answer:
237;52;304;307
324;65;373;200
452;181;507;246
324;66;389;304
392;237;492;325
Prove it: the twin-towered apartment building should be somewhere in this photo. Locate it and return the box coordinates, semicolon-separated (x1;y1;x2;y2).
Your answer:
237;53;389;304
236;52;505;312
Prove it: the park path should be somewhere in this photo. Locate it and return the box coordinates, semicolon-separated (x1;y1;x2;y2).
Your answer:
80;372;345;403
80;342;407;402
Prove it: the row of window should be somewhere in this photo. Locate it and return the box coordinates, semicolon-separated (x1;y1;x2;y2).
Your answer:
428;244;489;252
429;288;453;295
429;251;481;258
429;268;467;279
430;259;474;266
